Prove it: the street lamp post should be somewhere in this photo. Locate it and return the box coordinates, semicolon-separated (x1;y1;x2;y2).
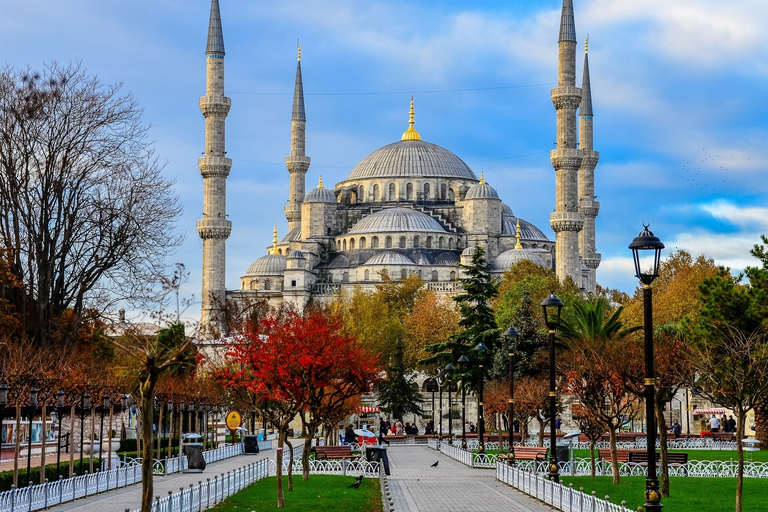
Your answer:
474;342;489;455
436;370;445;439
541;292;564;483
0;382;8;445
503;325;520;461
444;364;454;443
79;392;91;475
629;224;665;511
55;390;65;476
26;386;38;484
429;379;436;436
98;395;110;470
457;355;469;449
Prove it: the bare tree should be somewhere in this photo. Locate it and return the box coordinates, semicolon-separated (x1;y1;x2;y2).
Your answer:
0;63;182;345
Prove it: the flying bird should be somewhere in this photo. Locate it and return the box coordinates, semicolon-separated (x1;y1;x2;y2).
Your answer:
431;461;439;467
347;475;363;489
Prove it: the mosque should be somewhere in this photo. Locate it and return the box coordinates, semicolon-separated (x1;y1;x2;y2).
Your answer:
197;0;600;334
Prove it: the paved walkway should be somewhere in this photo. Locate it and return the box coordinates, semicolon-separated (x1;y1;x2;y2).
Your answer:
387;445;551;512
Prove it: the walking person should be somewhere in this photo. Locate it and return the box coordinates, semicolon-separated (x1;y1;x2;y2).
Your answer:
672;419;682;439
709;414;720;433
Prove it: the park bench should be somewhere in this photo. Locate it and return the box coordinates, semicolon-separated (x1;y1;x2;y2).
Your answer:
598;449;633;463
313;446;357;460
499;446;549;464
628;450;689;472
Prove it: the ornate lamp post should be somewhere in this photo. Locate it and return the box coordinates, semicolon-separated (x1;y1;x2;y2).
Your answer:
541;292;564;483
55;390;65;476
0;381;8;444
457;355;469;449
98;395;109;469
444;364;455;443
629;224;665;511
436;370;445;439
428;379;437;436
79;392;91;475
474;342;489;455
503;325;520;461
26;386;39;484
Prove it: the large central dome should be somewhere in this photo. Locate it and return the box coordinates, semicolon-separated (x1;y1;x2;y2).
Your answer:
345;139;478;181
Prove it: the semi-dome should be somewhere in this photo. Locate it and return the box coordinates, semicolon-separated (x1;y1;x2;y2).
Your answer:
494;248;545;269
344;140;478;181
280;227;302;243
246;253;287;276
464;173;499;200
501;203;514;217
502;217;550;242
366;251;415;266
348;207;448;234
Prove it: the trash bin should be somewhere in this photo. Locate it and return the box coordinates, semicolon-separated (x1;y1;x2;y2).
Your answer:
555;445;569;465
184;443;206;472
365;445;390;475
244;435;260;454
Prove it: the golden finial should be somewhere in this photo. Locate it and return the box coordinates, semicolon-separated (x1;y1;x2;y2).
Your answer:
298;41;301;61
479;172;486;185
401;96;421;141
515;220;523;249
585;35;588;54
318;175;324;188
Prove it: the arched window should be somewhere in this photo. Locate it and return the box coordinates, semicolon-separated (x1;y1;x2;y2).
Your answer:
360;237;366;249
399;236;406;249
389;183;396;201
406;182;413;200
342;272;349;282
431;270;438;282
372;236;379;248
413;236;420;248
343;240;347;251
364;269;369;281
439;237;444;249
250;279;258;290
373;184;379;201
358;185;364;202
328;274;333;283
385;236;392;248
327;227;332;235
349;238;355;250
264;279;272;291
426;237;433;249
441;183;447;199
423;183;430;200
450;271;456;281
448;188;455;202
278;249;282;255
532;243;538;249
401;269;408;280
448;239;454;249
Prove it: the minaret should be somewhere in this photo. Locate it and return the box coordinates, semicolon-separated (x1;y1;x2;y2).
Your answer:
578;37;601;294
550;0;584;286
198;0;232;335
285;43;311;233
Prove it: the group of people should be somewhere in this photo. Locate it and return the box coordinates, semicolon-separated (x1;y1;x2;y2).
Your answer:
380;417;419;435
710;414;737;433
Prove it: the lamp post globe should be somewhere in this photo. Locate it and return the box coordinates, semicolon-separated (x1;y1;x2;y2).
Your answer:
629;224;665;511
541;292;564;483
457;355;469;449
474;342;489;455
503;325;520;460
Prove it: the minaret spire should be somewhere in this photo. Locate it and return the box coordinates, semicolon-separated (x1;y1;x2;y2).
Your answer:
285;41;311;233
578;35;600;293
401;97;422;141
550;0;584;287
199;0;233;336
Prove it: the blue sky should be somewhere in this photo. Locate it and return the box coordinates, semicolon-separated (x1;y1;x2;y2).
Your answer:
2;0;767;325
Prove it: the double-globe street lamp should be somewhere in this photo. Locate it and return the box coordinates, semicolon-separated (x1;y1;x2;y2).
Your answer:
541;292;564;483
457;355;469;449
444;364;455;443
474;342;489;455
503;325;520;461
629;224;665;511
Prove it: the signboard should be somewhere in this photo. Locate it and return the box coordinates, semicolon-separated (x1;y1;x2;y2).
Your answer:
225;410;242;430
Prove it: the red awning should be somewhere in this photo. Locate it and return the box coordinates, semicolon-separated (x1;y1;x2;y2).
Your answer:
357;406;381;413
693;408;726;414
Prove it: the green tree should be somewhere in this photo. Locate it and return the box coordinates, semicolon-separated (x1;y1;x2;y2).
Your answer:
377;340;424;421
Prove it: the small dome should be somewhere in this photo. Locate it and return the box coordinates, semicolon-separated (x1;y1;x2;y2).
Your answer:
246;253;287;276
434;252;460;265
366;251;415;266
462;246;477;256
410;250;433;266
304;186;336;203
349;208;447;234
280;227;302;243
501;203;514;217
494;249;545;270
502;217;550;241
464;183;499;200
327;254;351;268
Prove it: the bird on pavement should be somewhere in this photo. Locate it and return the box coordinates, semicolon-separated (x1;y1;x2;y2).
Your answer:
348;475;364;489
431;461;439;467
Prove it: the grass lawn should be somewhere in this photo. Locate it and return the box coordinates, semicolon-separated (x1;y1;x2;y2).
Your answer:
572;448;768;462
209;475;383;512
559;476;768;511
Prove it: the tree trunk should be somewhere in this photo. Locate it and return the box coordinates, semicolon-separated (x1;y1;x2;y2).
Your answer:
302;420;321;481
609;426;620;484
656;401;669;497
736;410;746;512
139;376;157;512
286;438;294;491
589;440;596;478
40;405;47;484
275;430;286;508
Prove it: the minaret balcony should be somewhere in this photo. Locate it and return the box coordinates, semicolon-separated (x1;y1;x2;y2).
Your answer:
582;254;602;269
549;211;584;232
197;218;232;239
285;155;311;172
199;156;232;178
550;86;582;110
199;96;232;116
578;199;600;217
550;148;582;171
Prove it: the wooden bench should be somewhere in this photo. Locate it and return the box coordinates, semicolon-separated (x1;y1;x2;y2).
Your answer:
313;446;357;460
597;449;633;463
629;451;688;466
499;446;549;463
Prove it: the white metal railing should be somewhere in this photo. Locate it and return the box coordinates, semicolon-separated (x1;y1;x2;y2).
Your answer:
497;462;633;512
136;458;270;512
0;460;142;512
